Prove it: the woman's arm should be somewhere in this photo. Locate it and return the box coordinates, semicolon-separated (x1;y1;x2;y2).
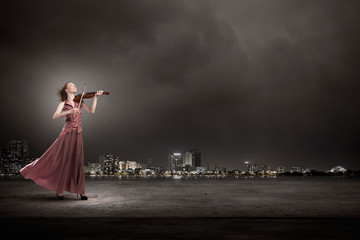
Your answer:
82;96;97;114
53;102;71;120
82;90;103;114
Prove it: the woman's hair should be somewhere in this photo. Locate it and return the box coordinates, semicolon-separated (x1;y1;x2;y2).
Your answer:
56;82;85;107
57;82;71;102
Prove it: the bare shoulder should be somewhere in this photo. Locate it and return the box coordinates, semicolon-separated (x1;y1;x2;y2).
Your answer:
56;101;65;110
54;101;66;115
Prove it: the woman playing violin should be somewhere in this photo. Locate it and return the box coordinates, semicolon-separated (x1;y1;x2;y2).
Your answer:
20;82;104;200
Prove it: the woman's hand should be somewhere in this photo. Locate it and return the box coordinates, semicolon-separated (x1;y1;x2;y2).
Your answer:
67;108;79;115
95;90;104;96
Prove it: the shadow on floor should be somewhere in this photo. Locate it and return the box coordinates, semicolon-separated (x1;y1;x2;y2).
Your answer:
1;217;359;240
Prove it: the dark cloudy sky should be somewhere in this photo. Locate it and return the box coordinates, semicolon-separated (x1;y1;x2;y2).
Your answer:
1;0;359;170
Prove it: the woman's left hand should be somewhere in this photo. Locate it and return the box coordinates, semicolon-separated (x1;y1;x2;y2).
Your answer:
96;90;104;96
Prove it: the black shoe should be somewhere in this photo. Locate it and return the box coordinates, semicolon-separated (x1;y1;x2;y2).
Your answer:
56;193;64;200
77;193;88;200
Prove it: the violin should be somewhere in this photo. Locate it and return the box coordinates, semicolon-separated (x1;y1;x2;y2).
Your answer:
73;91;110;102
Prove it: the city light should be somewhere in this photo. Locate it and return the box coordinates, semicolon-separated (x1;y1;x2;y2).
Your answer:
0;139;356;177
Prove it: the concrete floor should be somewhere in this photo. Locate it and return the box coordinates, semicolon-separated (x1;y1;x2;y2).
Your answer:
1;176;360;239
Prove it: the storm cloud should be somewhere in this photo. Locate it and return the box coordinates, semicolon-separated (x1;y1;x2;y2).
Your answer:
0;0;359;170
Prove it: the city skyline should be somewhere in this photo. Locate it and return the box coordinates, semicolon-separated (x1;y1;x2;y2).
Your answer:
0;138;356;174
1;0;359;170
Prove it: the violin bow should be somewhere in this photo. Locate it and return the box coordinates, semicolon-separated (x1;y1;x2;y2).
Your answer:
75;83;86;118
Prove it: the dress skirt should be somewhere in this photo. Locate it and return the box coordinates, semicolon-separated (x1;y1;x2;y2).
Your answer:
20;130;85;195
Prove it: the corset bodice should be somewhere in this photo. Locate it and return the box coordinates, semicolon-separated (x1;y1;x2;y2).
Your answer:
61;99;82;133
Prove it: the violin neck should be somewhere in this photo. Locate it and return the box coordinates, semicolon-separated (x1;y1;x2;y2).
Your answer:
86;91;110;95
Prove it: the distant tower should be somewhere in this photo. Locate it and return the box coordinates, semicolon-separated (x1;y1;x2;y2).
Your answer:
99;153;117;175
148;158;152;168
190;148;201;167
277;165;285;173
9;139;28;164
168;153;183;172
9;139;28;167
184;152;192;166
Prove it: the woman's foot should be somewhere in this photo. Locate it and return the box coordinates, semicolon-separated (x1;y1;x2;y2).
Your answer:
77;193;88;200
56;192;64;200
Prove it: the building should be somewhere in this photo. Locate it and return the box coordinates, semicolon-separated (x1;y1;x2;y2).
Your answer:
184;152;192;166
99;153;118;175
261;164;270;174
194;167;206;174
9;140;28;164
191;148;201;167
330;166;347;173
169;148;202;172
116;160;142;172
182;149;202;171
149;166;164;174
276;165;285;173
215;167;226;174
118;161;126;170
1;139;29;174
245;162;258;173
169;153;183;171
0;148;10;174
291;166;301;173
85;162;102;175
127;161;141;170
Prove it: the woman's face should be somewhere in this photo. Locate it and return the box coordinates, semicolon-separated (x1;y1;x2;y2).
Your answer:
65;82;77;94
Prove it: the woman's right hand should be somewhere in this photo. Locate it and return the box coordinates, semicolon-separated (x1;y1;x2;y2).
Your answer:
68;108;79;115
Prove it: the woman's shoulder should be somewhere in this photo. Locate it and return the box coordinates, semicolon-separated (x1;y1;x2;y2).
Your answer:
58;100;68;109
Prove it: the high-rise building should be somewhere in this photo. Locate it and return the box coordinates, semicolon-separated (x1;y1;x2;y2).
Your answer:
245;162;252;173
277;165;285;173
182;149;202;171
0;140;29;174
127;161;140;170
116;160;141;171
184;152;192;166
261;164;270;174
253;164;259;172
9;139;28;166
85;162;102;175
191;148;201;167
245;162;258;173
0;147;10;174
9;140;28;157
118;161;126;170
291;166;301;173
169;153;183;171
99;153;117;174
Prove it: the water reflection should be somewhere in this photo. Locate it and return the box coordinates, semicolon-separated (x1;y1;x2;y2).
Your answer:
87;174;276;180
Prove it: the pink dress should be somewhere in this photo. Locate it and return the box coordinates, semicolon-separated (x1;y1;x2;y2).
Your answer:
20;99;85;195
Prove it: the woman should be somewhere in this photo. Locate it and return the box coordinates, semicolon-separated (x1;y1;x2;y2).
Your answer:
20;82;104;200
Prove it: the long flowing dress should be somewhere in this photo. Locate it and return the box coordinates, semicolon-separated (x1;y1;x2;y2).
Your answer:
20;99;85;195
